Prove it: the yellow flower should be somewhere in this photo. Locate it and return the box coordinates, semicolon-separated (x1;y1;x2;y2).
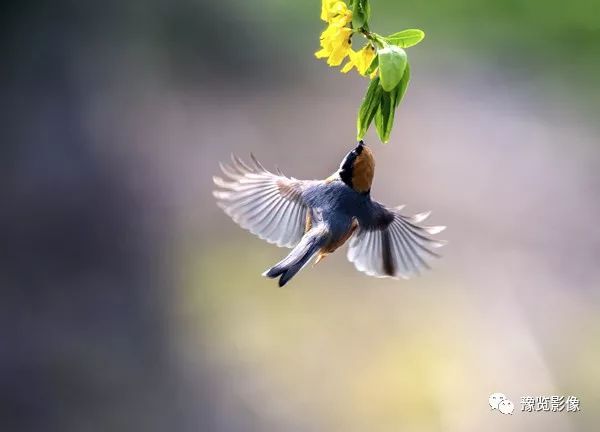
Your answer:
341;44;376;76
320;0;352;26
315;25;353;66
316;1;353;67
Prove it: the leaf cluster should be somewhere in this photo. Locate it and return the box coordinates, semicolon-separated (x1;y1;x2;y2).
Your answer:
351;0;424;142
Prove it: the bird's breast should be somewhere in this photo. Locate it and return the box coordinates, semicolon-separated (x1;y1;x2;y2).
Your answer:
351;153;374;194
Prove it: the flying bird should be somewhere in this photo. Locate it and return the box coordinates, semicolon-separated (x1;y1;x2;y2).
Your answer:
213;141;445;287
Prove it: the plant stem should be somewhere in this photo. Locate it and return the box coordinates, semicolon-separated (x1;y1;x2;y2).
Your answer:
359;28;384;48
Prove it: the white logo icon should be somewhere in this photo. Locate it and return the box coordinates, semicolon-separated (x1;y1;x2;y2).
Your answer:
499;399;515;415
490;393;514;415
489;393;507;410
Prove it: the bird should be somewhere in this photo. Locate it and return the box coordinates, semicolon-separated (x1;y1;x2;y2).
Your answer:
213;141;445;287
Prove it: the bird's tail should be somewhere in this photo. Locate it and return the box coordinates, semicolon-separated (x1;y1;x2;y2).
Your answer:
263;229;327;287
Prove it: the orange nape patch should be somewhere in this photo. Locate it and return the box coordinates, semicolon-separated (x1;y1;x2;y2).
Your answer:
351;146;375;193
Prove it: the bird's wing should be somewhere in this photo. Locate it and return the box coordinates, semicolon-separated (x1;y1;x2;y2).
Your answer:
347;201;446;279
213;154;309;248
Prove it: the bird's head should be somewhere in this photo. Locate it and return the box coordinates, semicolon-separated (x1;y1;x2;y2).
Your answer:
338;140;375;194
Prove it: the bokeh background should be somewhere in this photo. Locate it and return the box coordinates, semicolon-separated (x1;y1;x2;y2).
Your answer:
3;1;600;431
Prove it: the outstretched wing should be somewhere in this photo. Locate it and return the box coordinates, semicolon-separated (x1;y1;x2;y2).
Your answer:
347;202;446;279
213;154;309;248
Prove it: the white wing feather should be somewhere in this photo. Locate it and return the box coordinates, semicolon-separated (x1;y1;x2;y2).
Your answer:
347;208;446;279
213;154;308;248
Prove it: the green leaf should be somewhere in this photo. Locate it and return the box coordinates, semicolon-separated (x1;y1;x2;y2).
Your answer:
374;90;393;143
356;76;383;140
387;29;425;48
395;62;410;108
377;45;407;91
374;64;411;143
352;0;370;29
365;54;378;75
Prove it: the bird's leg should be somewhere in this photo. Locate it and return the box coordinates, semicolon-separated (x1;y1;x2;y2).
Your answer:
313;251;330;265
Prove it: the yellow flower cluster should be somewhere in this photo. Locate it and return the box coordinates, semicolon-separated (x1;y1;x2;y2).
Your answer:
315;0;375;77
315;1;353;66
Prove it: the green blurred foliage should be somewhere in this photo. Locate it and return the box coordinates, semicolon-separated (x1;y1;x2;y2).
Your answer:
268;0;600;105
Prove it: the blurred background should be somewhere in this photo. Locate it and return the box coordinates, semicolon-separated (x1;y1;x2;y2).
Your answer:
2;0;600;431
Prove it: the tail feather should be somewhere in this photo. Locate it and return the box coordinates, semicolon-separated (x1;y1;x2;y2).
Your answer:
263;229;326;287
